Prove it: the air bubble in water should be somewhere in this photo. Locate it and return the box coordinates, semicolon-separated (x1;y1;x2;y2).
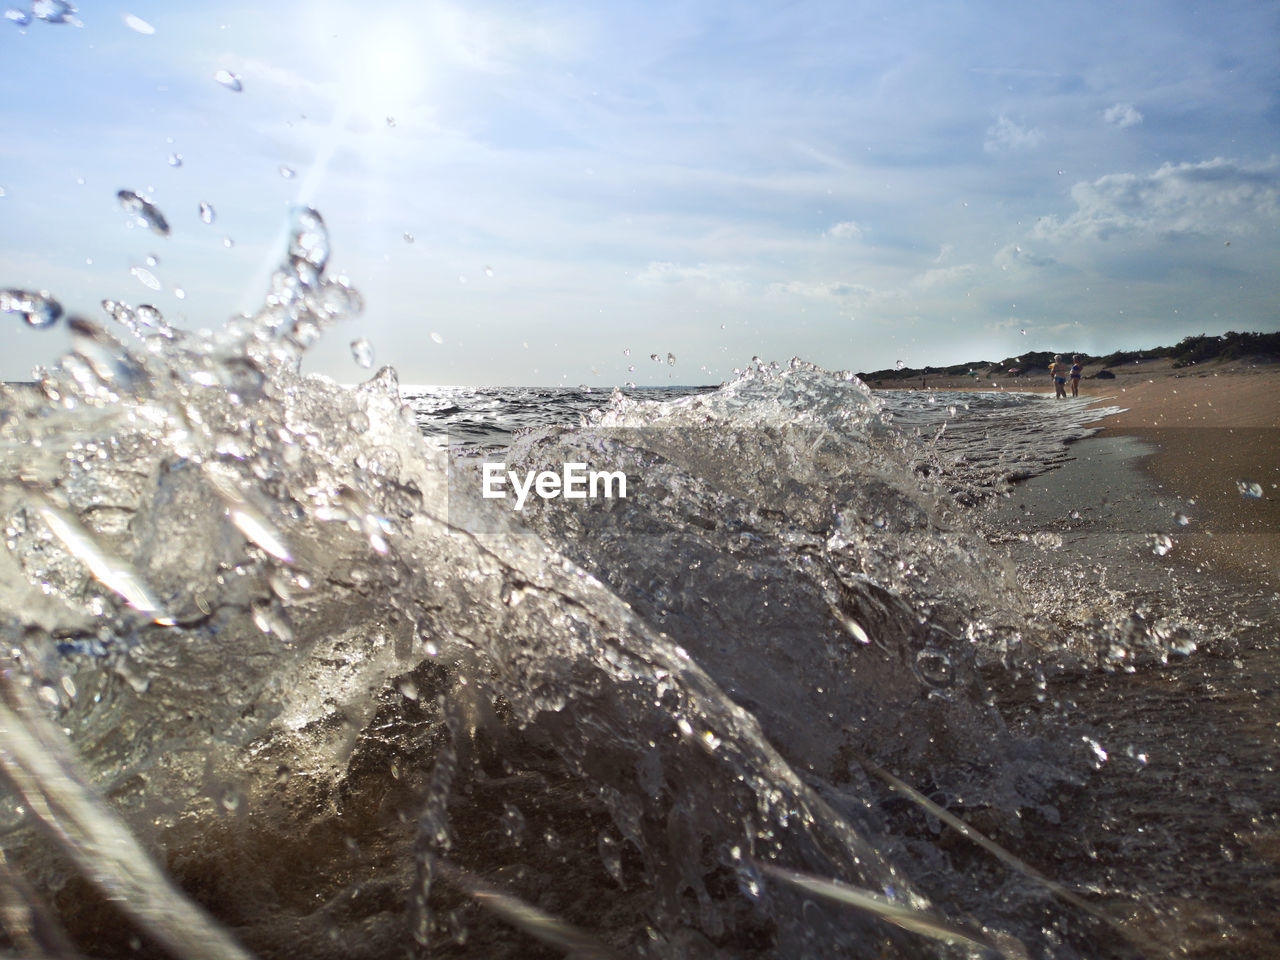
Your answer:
1237;480;1263;499
117;189;170;236
500;804;526;841
350;338;374;368
597;833;624;885
2;289;63;327
914;648;953;687
199;201;215;224
214;69;242;92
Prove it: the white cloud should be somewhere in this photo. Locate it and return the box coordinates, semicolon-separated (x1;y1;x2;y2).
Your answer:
1034;157;1280;243
1103;102;1144;128
824;220;863;241
913;264;975;288
766;279;887;304
633;261;747;295
993;243;1056;270
983;114;1045;153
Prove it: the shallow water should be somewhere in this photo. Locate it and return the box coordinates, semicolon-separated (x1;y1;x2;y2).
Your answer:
1;214;1276;960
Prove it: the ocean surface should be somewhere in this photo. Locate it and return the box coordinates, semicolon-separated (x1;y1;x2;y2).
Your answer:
2;211;1277;959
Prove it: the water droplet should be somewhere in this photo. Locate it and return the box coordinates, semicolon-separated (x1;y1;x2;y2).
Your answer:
666;352;676;365
122;12;154;33
1174;513;1190;526
1151;534;1173;556
1237;480;1263;499
222;236;234;248
278;165;296;180
430;331;444;345
649;353;660;362
32;0;75;24
287;206;328;273
5;8;31;26
198;201;216;224
483;265;493;277
117;189;170;235
397;677;419;700
134;304;164;329
1;288;63;327
895;359;906;370
145;253;159;267
174;287;185;300
167;152;183;168
214;69;242;92
219;356;266;401
385;116;396;127
130;266;161;291
350;338;374;368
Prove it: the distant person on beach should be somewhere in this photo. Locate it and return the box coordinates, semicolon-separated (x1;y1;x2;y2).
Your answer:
1049;355;1068;399
1069;356;1083;397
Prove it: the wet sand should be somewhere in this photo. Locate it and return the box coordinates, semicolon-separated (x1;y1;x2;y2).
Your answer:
1089;369;1280;588
879;360;1280;587
982;389;1280;958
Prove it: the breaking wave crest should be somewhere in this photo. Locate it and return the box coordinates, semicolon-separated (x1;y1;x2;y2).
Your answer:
1;211;1199;959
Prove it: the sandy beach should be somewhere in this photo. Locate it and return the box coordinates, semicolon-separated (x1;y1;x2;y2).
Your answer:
876;358;1280;588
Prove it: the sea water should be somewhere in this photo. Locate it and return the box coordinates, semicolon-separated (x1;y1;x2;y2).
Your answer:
1;212;1276;959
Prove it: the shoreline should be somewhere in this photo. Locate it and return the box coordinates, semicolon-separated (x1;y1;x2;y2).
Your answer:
880;361;1280;589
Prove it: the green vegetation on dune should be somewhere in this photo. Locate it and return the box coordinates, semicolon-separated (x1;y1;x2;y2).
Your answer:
857;330;1280;382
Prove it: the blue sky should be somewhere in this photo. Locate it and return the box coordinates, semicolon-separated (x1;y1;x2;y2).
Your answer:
2;0;1278;385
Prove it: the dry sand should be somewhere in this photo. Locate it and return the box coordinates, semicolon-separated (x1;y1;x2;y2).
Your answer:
876;359;1280;587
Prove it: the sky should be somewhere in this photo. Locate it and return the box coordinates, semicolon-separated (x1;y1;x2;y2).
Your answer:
2;0;1278;386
